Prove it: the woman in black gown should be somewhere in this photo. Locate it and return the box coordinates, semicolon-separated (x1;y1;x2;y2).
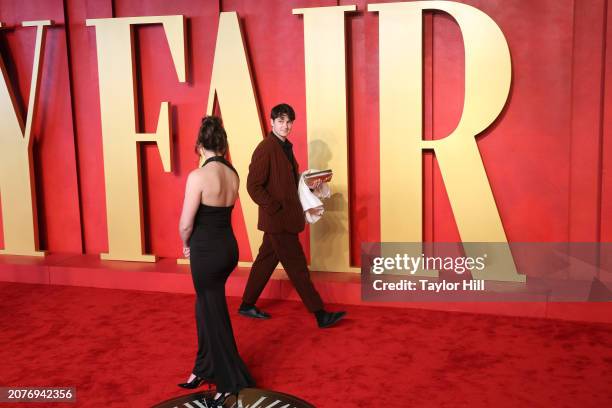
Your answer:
178;116;255;406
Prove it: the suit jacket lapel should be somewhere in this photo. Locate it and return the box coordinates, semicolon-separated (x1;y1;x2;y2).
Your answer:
268;133;299;181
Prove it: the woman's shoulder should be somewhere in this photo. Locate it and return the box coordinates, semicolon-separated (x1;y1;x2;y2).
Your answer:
190;162;229;181
188;166;206;179
186;167;210;187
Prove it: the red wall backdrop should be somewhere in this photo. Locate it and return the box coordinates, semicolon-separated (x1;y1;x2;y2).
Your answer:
1;0;611;271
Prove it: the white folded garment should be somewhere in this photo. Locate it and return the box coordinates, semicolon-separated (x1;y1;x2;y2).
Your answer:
298;169;331;224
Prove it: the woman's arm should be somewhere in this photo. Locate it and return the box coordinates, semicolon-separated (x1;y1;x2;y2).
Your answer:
179;171;202;256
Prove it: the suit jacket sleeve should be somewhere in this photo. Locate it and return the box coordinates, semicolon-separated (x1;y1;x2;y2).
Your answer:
247;142;282;215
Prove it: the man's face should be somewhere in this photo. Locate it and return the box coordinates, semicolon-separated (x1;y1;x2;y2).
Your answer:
271;114;293;139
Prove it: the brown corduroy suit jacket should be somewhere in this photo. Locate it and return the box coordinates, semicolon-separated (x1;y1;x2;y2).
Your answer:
247;133;305;234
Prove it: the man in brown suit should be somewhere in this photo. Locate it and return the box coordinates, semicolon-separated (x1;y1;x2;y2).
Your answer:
239;103;346;328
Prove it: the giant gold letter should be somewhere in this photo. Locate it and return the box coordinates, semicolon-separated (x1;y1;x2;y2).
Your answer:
0;21;52;257
204;12;265;265
293;5;358;273
369;1;523;281
87;16;186;262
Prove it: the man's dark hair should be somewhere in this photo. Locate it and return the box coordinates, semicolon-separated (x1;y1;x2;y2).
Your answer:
270;103;295;121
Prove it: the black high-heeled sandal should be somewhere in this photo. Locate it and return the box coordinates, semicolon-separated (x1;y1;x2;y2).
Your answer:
206;391;239;407
177;375;214;389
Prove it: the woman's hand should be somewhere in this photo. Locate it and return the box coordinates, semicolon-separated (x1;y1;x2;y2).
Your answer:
183;246;190;258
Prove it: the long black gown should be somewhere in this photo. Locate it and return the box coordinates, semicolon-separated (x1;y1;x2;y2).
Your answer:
189;156;255;393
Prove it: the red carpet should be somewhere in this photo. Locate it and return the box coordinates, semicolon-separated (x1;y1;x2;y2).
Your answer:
1;282;611;407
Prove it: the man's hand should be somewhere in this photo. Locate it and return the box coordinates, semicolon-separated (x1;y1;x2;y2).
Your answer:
183;246;190;258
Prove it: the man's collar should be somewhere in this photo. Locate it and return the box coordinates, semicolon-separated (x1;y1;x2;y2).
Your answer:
271;131;292;147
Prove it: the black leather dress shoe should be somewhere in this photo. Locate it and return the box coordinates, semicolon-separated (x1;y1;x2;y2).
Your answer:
238;305;271;319
316;310;346;328
177;375;214;389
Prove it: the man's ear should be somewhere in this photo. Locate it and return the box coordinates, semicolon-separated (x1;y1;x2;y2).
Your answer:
270;118;274;127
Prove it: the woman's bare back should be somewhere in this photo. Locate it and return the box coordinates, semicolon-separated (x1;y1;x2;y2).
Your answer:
197;161;239;207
